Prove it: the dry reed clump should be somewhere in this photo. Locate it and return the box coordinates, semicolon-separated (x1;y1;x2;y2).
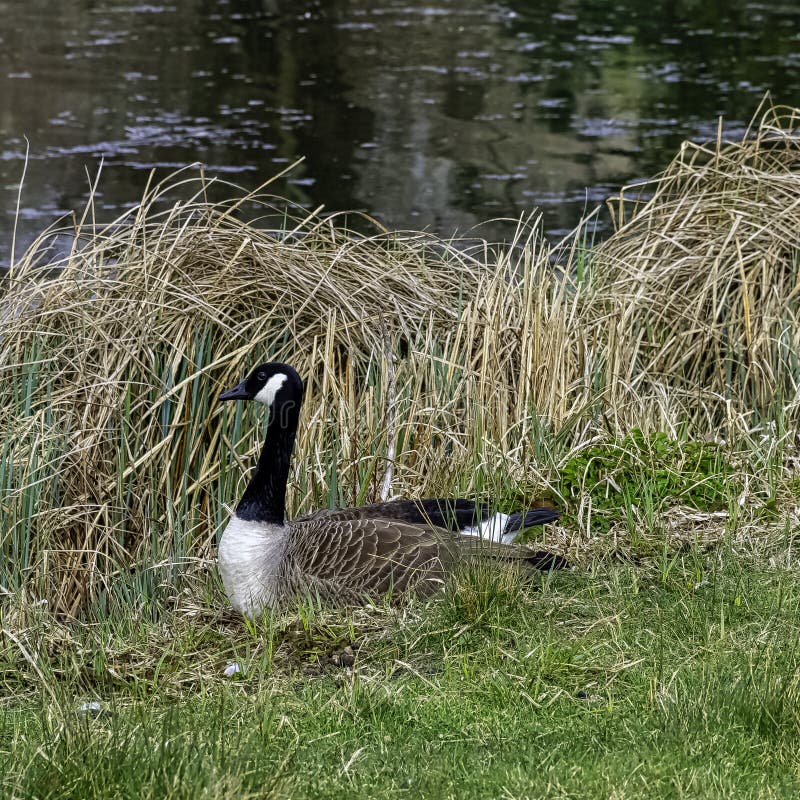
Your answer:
593;102;800;426
1;102;799;612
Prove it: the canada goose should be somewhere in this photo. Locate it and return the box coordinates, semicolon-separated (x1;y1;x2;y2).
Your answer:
217;362;565;616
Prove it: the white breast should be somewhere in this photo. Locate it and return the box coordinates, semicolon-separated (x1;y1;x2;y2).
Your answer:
218;515;287;617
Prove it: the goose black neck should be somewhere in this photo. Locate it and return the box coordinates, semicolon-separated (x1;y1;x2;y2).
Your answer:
236;404;299;524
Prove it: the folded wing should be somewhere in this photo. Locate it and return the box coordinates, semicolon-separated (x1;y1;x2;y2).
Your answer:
282;516;461;603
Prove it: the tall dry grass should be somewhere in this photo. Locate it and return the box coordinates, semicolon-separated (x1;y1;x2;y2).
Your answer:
596;101;800;427
1;103;799;612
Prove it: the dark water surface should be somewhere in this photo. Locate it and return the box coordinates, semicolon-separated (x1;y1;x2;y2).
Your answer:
1;0;798;264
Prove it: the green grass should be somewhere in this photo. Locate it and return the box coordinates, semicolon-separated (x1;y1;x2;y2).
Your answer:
559;429;737;530
3;549;800;799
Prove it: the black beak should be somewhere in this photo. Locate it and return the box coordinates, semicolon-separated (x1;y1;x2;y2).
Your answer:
219;380;249;401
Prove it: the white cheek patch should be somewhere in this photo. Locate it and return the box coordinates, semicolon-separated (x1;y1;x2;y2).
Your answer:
254;373;288;406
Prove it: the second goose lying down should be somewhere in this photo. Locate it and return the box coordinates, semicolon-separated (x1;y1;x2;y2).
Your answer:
217;362;566;617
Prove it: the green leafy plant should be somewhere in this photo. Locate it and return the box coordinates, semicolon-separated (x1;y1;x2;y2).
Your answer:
559;429;736;532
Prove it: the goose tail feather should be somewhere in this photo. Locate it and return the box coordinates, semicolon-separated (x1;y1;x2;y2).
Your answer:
503;507;561;535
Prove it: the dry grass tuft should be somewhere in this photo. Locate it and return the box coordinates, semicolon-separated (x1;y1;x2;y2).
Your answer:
1;103;799;611
596;101;800;421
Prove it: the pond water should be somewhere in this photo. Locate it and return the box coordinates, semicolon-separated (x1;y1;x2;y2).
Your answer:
1;0;798;265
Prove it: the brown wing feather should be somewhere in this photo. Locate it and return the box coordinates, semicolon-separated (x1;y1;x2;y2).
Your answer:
281;517;460;604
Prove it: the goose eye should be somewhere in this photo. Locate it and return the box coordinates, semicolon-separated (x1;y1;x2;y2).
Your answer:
257;371;267;382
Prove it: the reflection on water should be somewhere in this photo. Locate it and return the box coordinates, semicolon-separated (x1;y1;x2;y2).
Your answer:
0;0;798;264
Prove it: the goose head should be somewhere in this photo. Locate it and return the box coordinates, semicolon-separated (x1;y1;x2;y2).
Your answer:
219;362;304;421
